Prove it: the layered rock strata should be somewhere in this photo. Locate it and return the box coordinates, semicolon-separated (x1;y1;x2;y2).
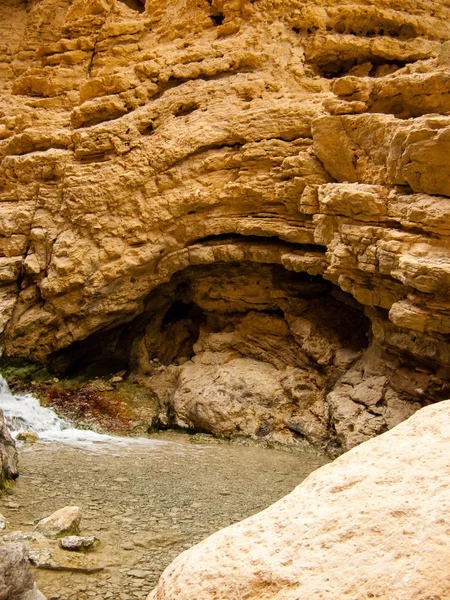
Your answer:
0;0;449;451
147;400;450;600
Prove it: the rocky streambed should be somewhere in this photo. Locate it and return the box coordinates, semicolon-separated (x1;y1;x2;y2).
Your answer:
0;434;328;600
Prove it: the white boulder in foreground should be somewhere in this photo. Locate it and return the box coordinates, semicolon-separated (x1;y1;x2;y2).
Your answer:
148;401;450;600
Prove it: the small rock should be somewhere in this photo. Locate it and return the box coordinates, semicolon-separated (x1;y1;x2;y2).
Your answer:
59;536;98;552
33;506;81;538
5;502;21;509
0;531;33;542
113;477;129;483
121;542;135;551
16;431;39;443
109;376;123;384
127;569;148;578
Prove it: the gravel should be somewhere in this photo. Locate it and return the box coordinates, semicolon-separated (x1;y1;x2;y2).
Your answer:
0;432;328;599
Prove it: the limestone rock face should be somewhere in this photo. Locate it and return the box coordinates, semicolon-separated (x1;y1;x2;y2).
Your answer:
0;0;450;451
147;401;450;600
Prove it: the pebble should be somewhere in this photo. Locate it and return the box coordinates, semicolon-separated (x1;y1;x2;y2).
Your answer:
127;570;148;578
122;542;135;551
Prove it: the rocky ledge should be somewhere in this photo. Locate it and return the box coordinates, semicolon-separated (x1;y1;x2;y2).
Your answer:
0;0;449;452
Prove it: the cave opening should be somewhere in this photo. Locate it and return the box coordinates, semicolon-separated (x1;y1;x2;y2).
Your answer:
50;262;370;381
210;12;225;26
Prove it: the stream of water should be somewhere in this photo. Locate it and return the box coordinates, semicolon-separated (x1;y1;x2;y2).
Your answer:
0;375;170;451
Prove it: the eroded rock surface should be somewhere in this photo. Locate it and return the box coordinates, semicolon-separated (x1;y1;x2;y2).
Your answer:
147;401;450;600
1;0;449;452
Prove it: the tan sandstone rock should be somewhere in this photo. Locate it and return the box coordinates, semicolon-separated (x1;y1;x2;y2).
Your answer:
148;400;450;600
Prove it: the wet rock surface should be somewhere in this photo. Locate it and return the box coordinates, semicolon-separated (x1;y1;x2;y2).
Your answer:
0;433;328;600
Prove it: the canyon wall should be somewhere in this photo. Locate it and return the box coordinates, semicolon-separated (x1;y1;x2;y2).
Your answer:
1;0;449;452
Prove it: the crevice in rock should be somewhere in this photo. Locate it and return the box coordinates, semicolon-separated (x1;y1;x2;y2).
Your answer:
210;12;225;26
173;102;200;117
186;233;327;253
317;57;411;79
117;0;145;13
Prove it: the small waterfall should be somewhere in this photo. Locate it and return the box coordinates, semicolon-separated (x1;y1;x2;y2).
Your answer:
0;375;169;450
0;375;67;436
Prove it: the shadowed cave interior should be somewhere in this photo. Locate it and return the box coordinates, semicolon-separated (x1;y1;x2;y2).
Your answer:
50;262;370;382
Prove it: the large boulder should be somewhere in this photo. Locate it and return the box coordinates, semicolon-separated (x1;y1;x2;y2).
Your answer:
0;543;46;600
148;400;450;600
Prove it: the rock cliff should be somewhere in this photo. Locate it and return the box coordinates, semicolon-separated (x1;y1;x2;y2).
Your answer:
1;0;449;452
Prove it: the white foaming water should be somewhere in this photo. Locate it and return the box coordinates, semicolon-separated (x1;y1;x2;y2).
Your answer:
0;375;171;451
